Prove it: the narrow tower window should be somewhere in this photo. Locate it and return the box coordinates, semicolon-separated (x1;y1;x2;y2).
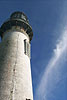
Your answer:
24;39;27;54
24;39;30;58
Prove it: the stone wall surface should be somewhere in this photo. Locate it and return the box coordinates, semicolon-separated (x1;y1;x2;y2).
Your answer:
0;31;33;100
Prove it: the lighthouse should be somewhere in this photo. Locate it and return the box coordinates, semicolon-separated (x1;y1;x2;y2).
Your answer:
0;12;33;100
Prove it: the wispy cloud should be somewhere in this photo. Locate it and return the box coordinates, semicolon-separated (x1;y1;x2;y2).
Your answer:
35;30;67;100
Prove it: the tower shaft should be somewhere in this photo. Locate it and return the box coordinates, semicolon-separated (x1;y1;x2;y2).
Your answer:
0;29;33;100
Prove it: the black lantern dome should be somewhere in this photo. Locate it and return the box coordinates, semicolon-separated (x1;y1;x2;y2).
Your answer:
0;11;33;41
10;11;29;23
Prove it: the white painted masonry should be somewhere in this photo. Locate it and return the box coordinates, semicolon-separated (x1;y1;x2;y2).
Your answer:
0;30;33;100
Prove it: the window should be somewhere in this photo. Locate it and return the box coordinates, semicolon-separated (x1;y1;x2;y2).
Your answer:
24;39;26;54
21;14;26;21
12;13;21;19
24;39;30;58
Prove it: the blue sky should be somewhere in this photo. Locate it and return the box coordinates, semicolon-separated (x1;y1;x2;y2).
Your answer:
0;0;67;100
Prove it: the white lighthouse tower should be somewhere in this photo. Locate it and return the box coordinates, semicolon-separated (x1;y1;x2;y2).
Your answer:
0;11;33;100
